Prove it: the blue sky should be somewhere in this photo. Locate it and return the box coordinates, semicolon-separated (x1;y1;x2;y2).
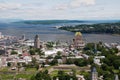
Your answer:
0;0;120;20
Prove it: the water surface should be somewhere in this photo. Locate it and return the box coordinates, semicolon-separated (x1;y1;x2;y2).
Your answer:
0;22;120;43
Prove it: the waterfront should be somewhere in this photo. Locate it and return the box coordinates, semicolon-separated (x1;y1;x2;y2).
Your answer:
0;22;120;43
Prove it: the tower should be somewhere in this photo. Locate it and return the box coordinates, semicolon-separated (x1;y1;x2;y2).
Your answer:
34;35;40;48
115;74;119;80
73;32;85;49
91;67;98;80
0;32;2;39
21;34;25;40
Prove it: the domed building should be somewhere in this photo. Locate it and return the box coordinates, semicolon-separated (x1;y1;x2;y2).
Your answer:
73;32;85;49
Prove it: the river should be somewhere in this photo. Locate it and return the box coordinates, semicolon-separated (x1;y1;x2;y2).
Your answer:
0;22;120;43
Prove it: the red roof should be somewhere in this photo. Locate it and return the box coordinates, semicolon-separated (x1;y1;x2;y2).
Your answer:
22;53;30;57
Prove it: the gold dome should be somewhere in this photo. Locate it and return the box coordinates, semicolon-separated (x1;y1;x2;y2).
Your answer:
75;32;82;36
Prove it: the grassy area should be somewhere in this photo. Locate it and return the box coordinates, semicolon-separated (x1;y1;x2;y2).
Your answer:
0;67;37;80
50;69;72;77
0;74;14;80
0;67;9;71
26;68;37;72
16;73;33;80
50;70;58;77
0;73;33;80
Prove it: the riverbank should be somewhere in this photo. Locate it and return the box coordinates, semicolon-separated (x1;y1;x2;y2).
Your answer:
58;22;120;35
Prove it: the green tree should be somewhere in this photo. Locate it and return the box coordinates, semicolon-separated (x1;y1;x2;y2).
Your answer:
38;49;44;56
35;64;39;70
54;55;62;59
49;59;58;65
74;58;88;67
57;70;77;80
66;58;74;64
11;50;18;55
113;59;120;69
29;49;35;55
57;51;62;56
101;63;109;71
7;62;11;67
88;57;94;64
46;42;54;49
31;57;37;66
31;70;51;80
43;69;48;74
47;55;53;59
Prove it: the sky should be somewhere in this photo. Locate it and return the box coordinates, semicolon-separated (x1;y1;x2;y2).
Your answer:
0;0;120;20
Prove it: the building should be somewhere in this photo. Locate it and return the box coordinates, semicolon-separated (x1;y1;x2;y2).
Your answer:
91;67;98;80
94;56;105;65
73;32;85;49
115;74;119;80
34;35;40;48
76;75;85;80
0;32;1;38
21;34;25;41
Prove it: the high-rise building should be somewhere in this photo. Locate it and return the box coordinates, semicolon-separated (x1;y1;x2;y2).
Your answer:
34;35;40;48
91;67;98;80
73;32;85;49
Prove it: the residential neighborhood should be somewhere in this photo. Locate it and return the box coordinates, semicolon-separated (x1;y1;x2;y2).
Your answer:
0;32;120;80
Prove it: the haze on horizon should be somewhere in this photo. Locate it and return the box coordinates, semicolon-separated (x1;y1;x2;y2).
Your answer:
0;0;120;20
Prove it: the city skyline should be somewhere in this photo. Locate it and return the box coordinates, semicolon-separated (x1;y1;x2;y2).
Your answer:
0;0;120;20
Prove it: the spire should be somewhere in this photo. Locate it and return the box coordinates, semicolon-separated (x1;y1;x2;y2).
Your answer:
115;74;119;80
92;67;97;72
91;67;98;80
35;34;39;38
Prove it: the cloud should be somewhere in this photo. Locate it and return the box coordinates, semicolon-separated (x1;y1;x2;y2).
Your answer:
70;0;95;8
55;4;68;10
55;0;96;10
0;0;119;20
0;3;22;10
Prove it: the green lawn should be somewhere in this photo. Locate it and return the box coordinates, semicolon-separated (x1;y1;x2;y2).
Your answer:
50;70;58;77
0;67;37;80
26;68;37;72
0;74;14;80
16;73;33;80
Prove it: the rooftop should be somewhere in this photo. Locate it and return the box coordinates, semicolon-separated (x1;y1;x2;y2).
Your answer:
75;32;82;36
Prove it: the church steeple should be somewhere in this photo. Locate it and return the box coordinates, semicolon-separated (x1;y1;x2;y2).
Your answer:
91;67;98;80
115;74;119;80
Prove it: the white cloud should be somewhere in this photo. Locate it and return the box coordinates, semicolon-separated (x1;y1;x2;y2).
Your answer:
55;0;96;10
55;4;68;10
0;0;119;20
70;0;95;8
0;3;22;10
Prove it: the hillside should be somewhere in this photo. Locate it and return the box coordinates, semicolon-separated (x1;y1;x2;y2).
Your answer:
59;22;120;34
14;20;85;25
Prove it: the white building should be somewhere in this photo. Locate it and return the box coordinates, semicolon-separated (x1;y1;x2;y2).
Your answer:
0;32;2;39
44;48;63;56
94;56;105;65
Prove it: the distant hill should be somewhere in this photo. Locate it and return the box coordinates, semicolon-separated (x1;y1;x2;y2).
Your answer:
59;22;120;34
0;19;22;23
14;20;120;25
14;20;86;25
